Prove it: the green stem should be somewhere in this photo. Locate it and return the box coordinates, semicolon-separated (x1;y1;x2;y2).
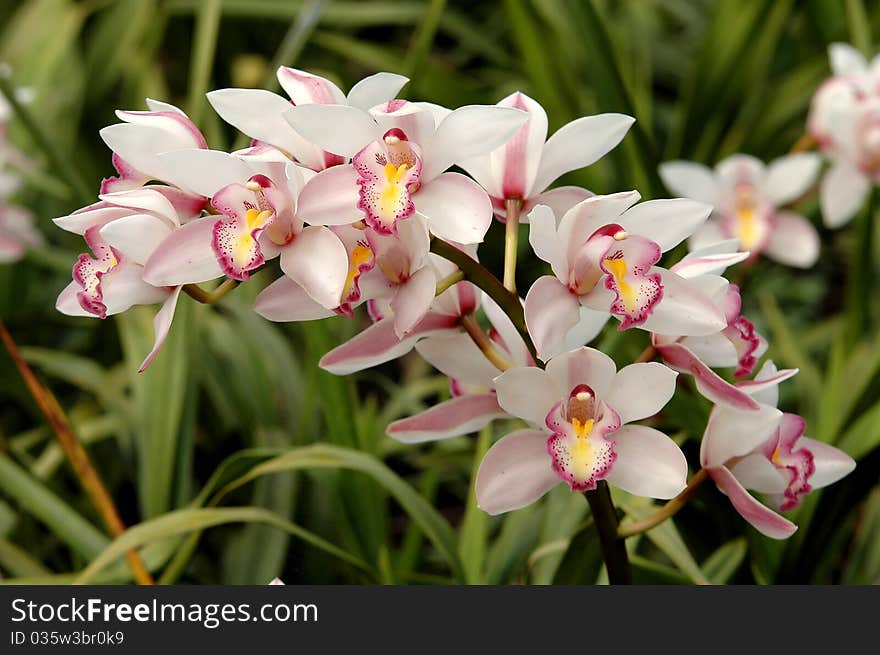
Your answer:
618;469;709;538
503;198;522;292
0;72;93;205
182;279;239;304
429;238;537;362
584;481;631;584
435;270;465;296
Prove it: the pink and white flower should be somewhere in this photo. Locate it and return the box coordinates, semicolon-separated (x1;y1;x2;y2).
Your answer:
98;99;209;213
524;193;725;360
458;91;634;220
386;296;532;443
475;347;687;514
651;240;797;410
286;99;528;243
660;153;821;267
808;43;880;227
208;68;409;171
700;362;856;538
54;188;191;371
309;246;480;375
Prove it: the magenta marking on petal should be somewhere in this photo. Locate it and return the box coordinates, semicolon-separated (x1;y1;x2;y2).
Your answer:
384;99;408;113
366;299;385;323
724;315;761;378
599;233;663;330
100;153;149;194
72;226;121;319
211;216;267;281
762;414;815;511
657;341;760;410
500;93;530;199
353;139;422;235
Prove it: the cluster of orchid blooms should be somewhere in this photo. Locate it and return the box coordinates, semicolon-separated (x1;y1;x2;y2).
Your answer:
46;45;865;544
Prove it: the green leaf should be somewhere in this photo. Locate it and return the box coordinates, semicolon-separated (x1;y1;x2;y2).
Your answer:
701;538;747;584
0;453;108;561
75;506;374;584
551;518;602;584
458;428;491;584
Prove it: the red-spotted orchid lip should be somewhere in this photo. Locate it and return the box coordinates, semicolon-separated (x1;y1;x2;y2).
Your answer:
210;177;277;281
73;225;121;319
353;129;423;236
761;414;816;511
543;384;621;492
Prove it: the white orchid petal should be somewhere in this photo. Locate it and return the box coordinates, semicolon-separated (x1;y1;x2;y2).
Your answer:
604;362;677;424
606;425;688;499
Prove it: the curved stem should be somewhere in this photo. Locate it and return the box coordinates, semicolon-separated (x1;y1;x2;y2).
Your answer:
618;468;710;538
0;321;155;585
435;270;465;296
634;344;657;363
503;198;523;292
585;481;632;584
461;314;511;371
429;238;537;362
789;133;815;154
182;279;239;304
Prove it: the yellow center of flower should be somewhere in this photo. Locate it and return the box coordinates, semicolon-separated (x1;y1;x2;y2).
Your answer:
736;206;761;250
604;257;639;312
771;446;782;466
570;417;596;480
246;208;272;231
342;244;374;299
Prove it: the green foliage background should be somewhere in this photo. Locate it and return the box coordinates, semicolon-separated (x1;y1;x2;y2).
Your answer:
0;0;878;585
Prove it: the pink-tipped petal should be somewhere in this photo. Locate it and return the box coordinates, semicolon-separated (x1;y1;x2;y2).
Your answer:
532;113;635;193
709;465;797;539
605;425;688;499
658;161;718;204
276;67;347;105
296;165;363;226
56;281;93;317
415;173;492;244
603;362;678;424
138;286;182;372
764;211;820;268
319;312;457;375
253;276;336;322
475;429;560;515
387;393;507;443
142;216;224;286
523;275;581;361
656;341;760;410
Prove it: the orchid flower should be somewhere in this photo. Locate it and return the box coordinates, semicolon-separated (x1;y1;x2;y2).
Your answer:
700;362;856;538
208;68;410;171
53;187;191;371
808;43;880;227
458;91;634;220
284;98;527;243
524;192;725;360
387;296;532;443
314;248;480;375
475;347;687;514
142;144;352;311
659;153;821;268
651;240;797;409
98;99;209;214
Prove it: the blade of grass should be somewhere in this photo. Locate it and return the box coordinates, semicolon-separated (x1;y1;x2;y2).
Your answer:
186;0;221;125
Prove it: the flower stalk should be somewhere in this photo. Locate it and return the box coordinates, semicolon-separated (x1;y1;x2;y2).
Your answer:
0;321;155;585
618;468;710;538
461;313;511;371
503;198;522;292
182;279;239;304
584;481;632;584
